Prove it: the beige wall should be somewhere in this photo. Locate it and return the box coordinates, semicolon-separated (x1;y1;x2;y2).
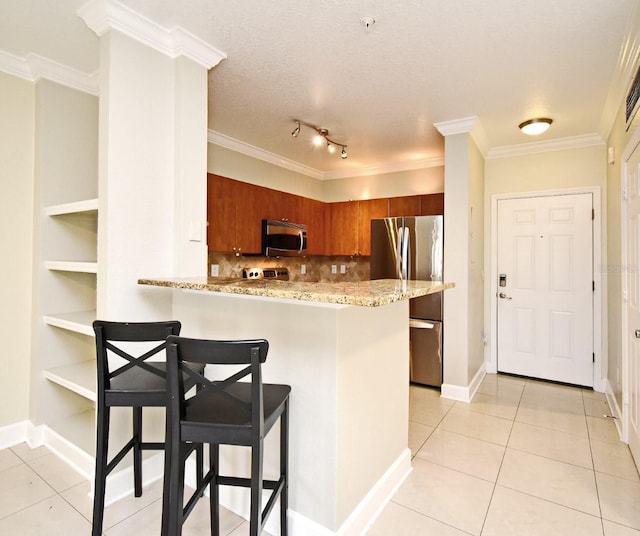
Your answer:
484;144;607;388
207;143;444;202
208;143;324;200
606;99;640;409
0;73;35;426
322;166;444;202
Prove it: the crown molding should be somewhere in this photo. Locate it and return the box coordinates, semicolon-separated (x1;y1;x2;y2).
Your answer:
0;50;99;95
486;133;605;159
434;116;489;156
208;129;445;181
78;0;226;69
208;130;325;180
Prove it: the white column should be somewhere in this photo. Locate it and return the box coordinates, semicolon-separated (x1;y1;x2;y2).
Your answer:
435;117;486;400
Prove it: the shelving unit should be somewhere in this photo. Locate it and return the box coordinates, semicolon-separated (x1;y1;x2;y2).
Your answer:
41;200;98;437
30;81;99;467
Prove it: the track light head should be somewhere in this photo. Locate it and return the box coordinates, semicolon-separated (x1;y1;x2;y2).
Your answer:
291;120;348;159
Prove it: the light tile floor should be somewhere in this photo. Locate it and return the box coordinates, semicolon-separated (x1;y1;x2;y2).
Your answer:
1;374;639;535
368;374;640;536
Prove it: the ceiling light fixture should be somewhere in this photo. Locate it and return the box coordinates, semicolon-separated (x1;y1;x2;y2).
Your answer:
291;120;348;159
518;117;553;135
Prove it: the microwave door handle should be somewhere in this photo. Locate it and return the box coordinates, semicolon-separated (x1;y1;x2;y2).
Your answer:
297;231;304;254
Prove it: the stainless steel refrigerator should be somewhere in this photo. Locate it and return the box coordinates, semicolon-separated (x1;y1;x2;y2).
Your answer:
370;216;444;387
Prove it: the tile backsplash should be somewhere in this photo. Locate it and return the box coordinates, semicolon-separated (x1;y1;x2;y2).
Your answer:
208;253;370;282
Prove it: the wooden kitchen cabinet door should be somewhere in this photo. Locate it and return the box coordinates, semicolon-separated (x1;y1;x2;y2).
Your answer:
207;174;237;252
420;193;444;215
267;189;302;224
301;197;328;255
358;198;389;255
235;181;270;254
388;195;421;216
329;201;359;256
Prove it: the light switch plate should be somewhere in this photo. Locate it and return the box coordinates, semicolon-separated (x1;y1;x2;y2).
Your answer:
189;220;202;241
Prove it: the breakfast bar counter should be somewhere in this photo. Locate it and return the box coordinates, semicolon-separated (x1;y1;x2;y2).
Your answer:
139;277;453;535
138;276;453;306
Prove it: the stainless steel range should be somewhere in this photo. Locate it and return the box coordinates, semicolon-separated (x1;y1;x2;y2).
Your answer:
243;267;290;280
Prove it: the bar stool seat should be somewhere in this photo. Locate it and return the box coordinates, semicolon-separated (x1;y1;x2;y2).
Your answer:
91;320;204;536
162;336;290;536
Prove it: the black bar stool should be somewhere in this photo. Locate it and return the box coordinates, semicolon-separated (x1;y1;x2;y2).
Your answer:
92;320;204;536
161;336;291;536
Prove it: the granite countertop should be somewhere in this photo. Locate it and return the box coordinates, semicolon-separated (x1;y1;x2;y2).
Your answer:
138;276;454;307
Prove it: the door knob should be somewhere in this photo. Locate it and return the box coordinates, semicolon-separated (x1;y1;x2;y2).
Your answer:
635;329;640;339
499;292;512;300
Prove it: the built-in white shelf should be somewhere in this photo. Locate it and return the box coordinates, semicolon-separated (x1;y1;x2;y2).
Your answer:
44;310;96;336
43;361;96;402
45;260;98;273
45;198;98;216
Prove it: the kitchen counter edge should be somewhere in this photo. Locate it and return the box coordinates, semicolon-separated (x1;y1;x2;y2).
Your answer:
138;277;454;307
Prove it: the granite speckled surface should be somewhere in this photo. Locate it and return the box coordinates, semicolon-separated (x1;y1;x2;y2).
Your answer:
138;277;454;307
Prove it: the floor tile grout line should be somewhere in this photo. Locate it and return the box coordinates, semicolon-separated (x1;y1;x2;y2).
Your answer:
478;377;525;536
387;499;477;536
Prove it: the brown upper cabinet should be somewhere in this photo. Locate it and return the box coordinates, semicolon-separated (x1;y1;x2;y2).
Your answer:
208;174;269;254
357;198;389;256
389;195;421;217
207;174;443;255
301;197;328;255
328;201;359;256
420;193;444;215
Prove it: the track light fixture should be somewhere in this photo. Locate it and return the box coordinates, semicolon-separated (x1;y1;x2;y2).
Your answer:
291;120;348;159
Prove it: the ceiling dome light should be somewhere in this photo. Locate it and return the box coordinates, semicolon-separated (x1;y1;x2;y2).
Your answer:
519;117;553;135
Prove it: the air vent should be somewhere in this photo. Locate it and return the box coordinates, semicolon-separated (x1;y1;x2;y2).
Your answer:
626;61;640;129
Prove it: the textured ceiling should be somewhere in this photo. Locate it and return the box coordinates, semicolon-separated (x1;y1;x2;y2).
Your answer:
2;1;639;177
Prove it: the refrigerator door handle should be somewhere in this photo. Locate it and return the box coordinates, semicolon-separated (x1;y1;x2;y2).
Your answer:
403;226;411;280
396;226;404;278
409;319;436;329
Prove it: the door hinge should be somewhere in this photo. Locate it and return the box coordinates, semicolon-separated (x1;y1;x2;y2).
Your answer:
624;289;629;302
592;280;595;291
623;187;629;201
592;208;595;220
593;353;595;363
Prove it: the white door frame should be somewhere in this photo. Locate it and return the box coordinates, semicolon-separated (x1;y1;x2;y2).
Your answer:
487;187;604;392
621;125;640;444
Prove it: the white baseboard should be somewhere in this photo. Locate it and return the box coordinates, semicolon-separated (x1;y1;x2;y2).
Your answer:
186;448;412;536
441;363;486;403
0;420;30;450
604;378;625;442
0;419;164;506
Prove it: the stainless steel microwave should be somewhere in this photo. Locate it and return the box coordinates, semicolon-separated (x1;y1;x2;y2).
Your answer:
262;220;307;257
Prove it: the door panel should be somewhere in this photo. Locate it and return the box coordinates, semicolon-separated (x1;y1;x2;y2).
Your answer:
625;139;640;468
497;194;593;386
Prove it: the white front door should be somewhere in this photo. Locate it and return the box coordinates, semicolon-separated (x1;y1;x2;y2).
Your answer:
497;194;594;386
625;137;640;465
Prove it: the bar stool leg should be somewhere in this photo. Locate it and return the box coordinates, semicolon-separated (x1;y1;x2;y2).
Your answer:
92;405;110;536
209;444;220;536
133;406;143;497
280;401;289;536
249;438;264;536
